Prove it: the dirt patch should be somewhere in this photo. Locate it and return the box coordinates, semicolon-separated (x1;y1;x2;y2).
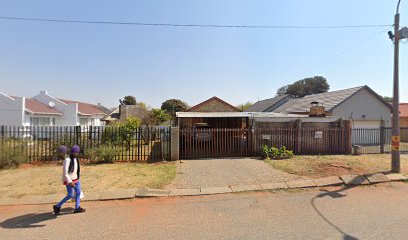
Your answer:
266;154;408;178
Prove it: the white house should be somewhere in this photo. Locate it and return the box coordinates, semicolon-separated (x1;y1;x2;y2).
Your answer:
246;86;392;128
0;90;108;127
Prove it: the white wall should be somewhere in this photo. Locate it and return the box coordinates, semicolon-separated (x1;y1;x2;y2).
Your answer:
0;92;24;126
332;88;392;128
32;90;78;126
24;113;64;126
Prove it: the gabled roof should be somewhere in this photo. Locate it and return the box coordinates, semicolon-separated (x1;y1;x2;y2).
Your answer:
400;103;408;117
187;96;241;112
25;98;63;115
102;107;119;121
58;99;106;116
274;86;391;113
245;95;292;112
10;96;63;115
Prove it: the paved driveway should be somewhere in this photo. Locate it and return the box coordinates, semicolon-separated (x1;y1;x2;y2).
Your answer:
166;158;305;189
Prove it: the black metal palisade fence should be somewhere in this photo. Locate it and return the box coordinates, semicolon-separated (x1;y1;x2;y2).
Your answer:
0;126;171;162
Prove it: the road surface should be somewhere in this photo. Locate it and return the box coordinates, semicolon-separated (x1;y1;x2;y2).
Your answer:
1;183;408;240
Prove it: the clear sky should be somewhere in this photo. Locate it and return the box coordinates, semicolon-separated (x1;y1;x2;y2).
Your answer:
0;0;407;108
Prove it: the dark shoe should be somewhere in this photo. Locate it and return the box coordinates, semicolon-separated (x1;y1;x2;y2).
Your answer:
73;207;86;213
53;205;61;215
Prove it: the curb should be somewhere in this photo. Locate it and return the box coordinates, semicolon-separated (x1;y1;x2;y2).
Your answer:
1;173;407;206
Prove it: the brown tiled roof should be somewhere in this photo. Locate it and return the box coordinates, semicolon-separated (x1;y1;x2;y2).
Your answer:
187;96;241;112
25;98;62;115
400;103;408;117
58;99;106;116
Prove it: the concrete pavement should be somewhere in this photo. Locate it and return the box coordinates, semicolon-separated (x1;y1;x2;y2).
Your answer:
0;172;406;206
2;182;408;239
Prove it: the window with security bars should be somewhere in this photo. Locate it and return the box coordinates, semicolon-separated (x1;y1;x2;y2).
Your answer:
30;117;56;126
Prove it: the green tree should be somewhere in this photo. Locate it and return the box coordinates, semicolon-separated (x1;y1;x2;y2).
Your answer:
119;96;137;105
112;117;141;149
151;109;171;125
236;102;253;111
161;99;189;118
383;96;393;103
276;76;330;98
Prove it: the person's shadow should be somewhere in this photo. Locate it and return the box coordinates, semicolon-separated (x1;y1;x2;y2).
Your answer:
1;208;74;229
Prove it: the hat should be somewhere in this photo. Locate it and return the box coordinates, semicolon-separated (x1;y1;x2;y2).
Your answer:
71;145;81;154
57;145;67;154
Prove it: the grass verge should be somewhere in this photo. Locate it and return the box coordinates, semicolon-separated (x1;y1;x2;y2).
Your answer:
265;154;408;178
0;162;176;199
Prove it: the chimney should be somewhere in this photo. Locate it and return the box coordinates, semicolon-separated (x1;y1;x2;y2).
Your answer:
309;101;326;117
119;105;127;121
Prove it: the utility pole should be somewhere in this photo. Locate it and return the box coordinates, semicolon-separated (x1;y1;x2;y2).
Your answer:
391;0;402;173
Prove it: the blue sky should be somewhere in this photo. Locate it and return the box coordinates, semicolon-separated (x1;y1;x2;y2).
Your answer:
0;0;407;108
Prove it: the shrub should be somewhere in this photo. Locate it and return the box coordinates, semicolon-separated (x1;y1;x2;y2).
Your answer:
262;145;294;160
84;144;119;164
0;145;28;169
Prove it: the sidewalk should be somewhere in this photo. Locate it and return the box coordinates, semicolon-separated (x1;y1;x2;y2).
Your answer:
1;173;407;206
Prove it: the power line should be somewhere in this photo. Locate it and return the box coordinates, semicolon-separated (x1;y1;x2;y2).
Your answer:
294;28;390;77
0;16;393;29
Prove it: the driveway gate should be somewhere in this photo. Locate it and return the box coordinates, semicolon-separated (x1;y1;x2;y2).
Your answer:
179;128;253;159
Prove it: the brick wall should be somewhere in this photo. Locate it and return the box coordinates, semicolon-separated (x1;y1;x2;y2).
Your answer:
190;98;239;112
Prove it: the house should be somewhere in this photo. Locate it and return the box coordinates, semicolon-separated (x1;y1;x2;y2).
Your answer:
102;105;150;125
0;90;108;127
246;86;392;128
177;96;341;128
178;96;246;128
400;103;408;127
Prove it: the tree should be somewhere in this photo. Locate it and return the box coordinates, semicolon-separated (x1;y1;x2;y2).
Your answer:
119;96;137;105
276;76;330;98
236;102;254;111
161;99;189;117
151;109;171;125
383;96;393;103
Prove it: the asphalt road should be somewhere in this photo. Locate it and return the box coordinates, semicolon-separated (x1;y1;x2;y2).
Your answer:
1;183;408;240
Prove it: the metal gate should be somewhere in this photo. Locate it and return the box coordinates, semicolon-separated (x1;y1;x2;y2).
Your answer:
179;128;253;159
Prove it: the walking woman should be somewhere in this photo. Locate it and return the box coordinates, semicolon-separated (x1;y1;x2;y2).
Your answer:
53;145;85;215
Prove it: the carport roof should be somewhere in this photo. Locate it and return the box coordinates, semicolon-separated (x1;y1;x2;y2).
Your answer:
176;112;308;118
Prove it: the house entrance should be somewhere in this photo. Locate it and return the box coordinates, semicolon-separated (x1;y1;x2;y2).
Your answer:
179;127;253;159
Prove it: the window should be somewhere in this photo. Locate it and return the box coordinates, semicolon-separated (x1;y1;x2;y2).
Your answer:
80;118;89;126
30;117;56;126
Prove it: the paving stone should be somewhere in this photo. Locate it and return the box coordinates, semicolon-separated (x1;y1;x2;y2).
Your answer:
200;187;233;195
0;197;17;206
17;194;64;205
230;184;263;192
166;158;306;189
83;192;102;201
340;175;370;186
365;173;390;184
313;176;344;187
145;189;170;197
260;182;288;190
286;179;317;189
169;188;201;196
386;173;408;181
99;189;137;200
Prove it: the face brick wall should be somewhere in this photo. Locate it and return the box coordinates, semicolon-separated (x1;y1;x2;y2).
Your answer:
189;98;239;112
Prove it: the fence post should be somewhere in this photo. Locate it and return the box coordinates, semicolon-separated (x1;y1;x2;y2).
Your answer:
295;120;302;154
1;125;4;138
342;120;352;154
380;120;385;153
75;126;81;145
170;127;179;161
